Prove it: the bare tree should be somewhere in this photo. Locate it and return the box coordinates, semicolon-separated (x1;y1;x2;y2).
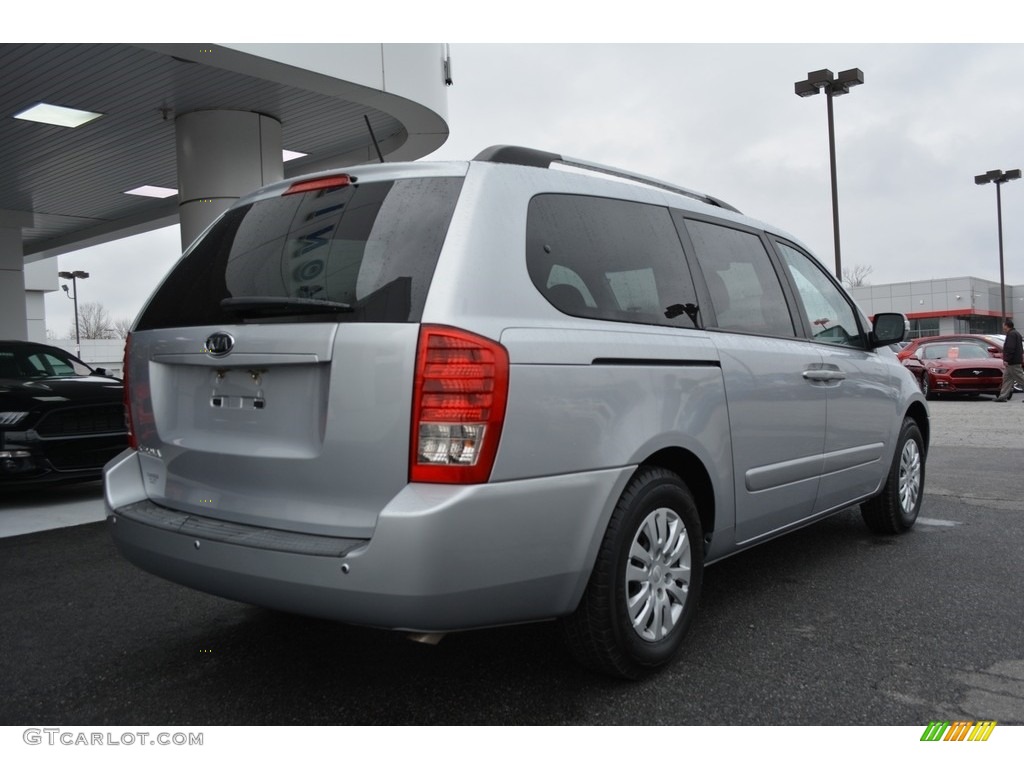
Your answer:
842;264;873;288
110;316;134;339
68;301;116;340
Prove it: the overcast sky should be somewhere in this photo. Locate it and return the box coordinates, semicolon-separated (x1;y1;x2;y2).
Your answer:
42;39;1024;337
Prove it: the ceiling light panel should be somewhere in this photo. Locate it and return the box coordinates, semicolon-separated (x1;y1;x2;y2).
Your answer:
14;102;104;128
124;185;177;198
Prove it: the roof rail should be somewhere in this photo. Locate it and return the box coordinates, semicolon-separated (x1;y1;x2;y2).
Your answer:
473;145;741;213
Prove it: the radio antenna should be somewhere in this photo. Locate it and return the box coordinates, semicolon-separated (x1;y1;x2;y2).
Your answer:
364;115;385;163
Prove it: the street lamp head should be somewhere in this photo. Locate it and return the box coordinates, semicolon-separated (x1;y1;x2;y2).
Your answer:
975;169;1021;185
837;68;865;88
806;69;834;88
829;69;864;98
794;80;820;98
796;68;863;98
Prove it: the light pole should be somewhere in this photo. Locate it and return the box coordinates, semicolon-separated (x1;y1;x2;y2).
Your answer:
795;68;864;280
974;168;1020;324
58;270;89;357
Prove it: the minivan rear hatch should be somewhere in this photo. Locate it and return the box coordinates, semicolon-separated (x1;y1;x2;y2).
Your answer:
126;167;465;538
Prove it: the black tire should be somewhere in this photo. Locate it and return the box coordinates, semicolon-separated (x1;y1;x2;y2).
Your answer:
561;467;704;679
921;374;932;399
861;417;924;535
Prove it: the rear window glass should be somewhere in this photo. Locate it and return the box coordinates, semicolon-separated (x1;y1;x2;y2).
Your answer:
135;177;463;330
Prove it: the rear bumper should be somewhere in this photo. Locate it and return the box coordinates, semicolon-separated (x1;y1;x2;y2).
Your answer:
105;450;632;632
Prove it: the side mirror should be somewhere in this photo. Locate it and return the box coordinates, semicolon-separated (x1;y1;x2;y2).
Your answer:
870;312;907;348
94;367;108;376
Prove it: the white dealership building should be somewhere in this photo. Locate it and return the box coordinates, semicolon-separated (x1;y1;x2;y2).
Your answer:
850;276;1022;338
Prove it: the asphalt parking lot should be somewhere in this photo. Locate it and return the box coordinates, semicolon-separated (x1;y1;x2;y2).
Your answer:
1;398;1023;726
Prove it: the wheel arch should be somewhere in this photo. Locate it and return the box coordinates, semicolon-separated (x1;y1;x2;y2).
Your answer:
905;400;930;456
639;447;716;555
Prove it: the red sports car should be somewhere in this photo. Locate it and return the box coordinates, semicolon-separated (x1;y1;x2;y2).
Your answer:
898;334;1002;361
906;340;1005;399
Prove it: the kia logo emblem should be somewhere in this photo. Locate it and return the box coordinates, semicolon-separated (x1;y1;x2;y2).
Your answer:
204;332;235;357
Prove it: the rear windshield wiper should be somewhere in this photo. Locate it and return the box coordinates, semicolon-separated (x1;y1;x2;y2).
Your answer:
220;297;354;317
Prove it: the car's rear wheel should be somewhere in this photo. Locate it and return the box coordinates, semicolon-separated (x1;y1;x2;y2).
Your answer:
861;417;924;534
561;467;704;679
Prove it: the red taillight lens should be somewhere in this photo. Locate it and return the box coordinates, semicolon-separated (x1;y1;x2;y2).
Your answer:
123;334;137;449
410;326;509;484
123;334;155;450
282;175;352;196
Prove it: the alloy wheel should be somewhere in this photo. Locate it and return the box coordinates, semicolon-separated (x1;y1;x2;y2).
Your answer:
898;439;922;516
625;507;691;642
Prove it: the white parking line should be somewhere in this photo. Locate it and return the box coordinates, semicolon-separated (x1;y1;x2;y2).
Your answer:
916;517;961;527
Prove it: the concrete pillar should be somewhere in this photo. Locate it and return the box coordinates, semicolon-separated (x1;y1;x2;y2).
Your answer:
175;110;283;251
0;227;28;341
24;258;58;343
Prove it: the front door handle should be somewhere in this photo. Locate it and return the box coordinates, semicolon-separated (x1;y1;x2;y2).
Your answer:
802;364;846;383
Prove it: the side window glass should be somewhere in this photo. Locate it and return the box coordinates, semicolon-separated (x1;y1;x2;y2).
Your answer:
606;268;661;314
546;265;597;309
776;241;865;348
24;354;51;375
43;354;76;376
24;352;85;376
527;194;699;328
685;219;795;337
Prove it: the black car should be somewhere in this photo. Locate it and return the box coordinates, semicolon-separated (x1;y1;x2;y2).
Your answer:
0;340;127;486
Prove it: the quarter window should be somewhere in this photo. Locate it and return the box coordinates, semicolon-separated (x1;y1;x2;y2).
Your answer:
526;195;699;328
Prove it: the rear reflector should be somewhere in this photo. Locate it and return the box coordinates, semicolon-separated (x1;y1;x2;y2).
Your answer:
410;326;509;484
283;175;353;196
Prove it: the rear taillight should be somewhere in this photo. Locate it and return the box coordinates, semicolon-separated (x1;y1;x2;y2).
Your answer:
123;334;137;449
123;334;154;450
410;326;509;484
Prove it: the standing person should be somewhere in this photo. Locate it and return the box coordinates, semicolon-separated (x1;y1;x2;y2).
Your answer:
994;319;1024;402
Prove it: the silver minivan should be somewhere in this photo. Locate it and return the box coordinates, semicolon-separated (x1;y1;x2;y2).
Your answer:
105;146;928;678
